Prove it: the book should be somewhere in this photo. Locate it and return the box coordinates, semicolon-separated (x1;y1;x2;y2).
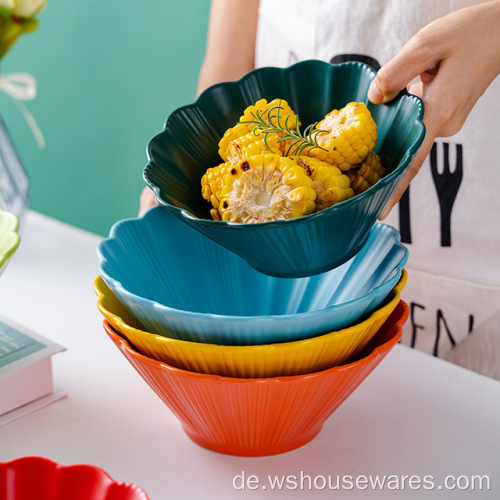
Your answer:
0;315;65;424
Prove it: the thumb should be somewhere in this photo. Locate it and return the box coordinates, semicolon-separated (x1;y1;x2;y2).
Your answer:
368;39;436;104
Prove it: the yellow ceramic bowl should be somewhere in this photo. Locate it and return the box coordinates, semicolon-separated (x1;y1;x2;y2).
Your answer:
94;270;406;378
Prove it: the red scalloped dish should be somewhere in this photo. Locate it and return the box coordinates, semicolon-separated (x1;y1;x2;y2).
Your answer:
0;456;149;500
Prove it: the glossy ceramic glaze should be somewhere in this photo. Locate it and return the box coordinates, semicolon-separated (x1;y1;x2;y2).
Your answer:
0;207;20;275
0;456;149;500
95;271;406;377
104;300;408;457
97;207;408;345
144;60;424;277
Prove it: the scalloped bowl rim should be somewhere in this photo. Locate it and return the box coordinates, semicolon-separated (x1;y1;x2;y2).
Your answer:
0;455;149;498
145;60;425;227
97;217;408;323
0;209;20;268
95;269;406;352
104;300;407;382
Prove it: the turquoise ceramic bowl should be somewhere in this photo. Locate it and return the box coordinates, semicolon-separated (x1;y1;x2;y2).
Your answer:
144;60;424;278
97;207;408;345
0;206;20;275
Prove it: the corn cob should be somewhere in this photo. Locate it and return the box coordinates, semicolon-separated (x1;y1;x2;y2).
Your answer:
346;152;385;195
219;98;298;162
239;98;298;132
218;153;316;223
293;156;354;212
308;102;378;171
201;162;232;220
224;130;282;164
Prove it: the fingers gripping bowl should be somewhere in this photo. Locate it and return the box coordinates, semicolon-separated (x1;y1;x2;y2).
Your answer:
144;60;425;277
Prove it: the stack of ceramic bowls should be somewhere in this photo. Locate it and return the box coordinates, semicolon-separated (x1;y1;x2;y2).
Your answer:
96;208;409;457
96;60;424;456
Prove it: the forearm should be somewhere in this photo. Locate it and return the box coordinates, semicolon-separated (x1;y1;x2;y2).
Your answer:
197;0;259;96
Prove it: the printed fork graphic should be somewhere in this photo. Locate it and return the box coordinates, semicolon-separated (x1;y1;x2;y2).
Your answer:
430;143;463;247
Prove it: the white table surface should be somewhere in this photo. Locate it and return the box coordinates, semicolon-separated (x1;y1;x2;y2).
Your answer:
0;210;499;499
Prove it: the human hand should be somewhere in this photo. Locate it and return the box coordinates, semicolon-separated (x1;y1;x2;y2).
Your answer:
139;186;159;215
368;1;500;219
197;0;259;95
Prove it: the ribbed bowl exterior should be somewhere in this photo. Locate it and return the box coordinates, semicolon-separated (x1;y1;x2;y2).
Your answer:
95;271;406;377
96;207;407;345
144;60;424;278
0;456;149;500
103;301;408;457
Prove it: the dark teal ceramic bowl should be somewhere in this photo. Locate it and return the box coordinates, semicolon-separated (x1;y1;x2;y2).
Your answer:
144;61;424;278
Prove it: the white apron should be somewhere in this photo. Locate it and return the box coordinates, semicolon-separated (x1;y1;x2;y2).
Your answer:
255;0;500;378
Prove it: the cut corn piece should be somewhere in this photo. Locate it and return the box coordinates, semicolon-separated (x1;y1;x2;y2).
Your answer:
201;162;231;210
293;156;354;212
346;152;386;195
224;130;282;164
308;102;378;171
239;98;298;131
218;153;316;223
219;98;299;162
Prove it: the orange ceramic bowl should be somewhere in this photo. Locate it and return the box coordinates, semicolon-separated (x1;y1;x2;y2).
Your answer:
104;301;408;457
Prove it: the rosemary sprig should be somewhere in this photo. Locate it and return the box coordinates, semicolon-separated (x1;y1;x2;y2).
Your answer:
239;103;328;160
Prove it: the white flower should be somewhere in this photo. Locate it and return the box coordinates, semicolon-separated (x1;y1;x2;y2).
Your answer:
0;0;16;10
